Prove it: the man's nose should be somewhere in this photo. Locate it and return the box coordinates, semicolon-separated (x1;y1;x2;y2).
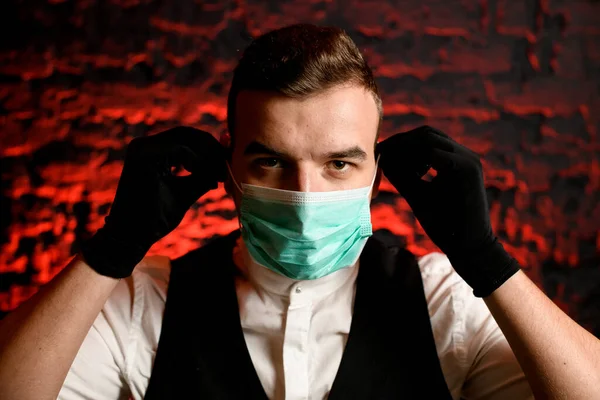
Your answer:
285;165;322;192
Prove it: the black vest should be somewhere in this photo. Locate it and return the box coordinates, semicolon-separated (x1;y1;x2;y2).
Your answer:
145;230;452;399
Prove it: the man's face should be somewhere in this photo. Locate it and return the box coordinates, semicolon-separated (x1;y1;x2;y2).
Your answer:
227;84;381;204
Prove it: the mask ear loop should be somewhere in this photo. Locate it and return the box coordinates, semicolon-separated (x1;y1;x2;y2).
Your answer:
226;161;243;193
225;161;245;232
369;154;381;192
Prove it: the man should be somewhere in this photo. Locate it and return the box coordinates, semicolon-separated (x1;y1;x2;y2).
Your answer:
0;23;598;400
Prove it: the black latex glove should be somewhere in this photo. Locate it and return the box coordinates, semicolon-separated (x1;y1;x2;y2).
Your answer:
377;126;519;297
81;126;227;278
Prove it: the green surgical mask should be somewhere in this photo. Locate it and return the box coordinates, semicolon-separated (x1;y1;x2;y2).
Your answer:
228;162;378;280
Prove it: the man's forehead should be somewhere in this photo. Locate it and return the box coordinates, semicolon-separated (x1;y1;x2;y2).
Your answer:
233;88;379;149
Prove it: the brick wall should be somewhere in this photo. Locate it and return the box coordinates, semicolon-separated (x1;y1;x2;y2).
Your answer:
0;0;599;335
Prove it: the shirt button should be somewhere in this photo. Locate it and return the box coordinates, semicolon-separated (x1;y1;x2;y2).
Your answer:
295;286;302;294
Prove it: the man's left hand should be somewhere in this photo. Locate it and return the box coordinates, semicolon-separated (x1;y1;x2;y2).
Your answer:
377;125;519;297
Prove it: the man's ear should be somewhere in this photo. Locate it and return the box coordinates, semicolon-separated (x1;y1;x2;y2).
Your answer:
220;132;231;148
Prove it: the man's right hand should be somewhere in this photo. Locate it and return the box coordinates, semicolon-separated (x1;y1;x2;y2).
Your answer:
81;126;227;278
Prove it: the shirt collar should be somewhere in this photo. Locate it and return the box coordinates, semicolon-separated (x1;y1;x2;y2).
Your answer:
232;236;360;302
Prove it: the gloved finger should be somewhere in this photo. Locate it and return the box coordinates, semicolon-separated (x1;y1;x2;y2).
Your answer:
377;126;455;158
419;125;450;140
127;127;223;163
168;144;228;182
167;145;201;174
378;132;451;180
429;148;481;177
151;126;210;149
419;126;482;162
394;126;481;164
153;128;227;182
379;152;431;180
451;142;482;165
168;173;219;207
381;167;431;206
413;126;483;168
149;126;222;158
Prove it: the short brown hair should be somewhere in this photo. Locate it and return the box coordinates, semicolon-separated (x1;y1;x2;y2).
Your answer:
227;23;382;140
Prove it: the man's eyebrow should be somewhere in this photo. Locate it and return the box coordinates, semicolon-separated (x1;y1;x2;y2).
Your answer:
244;141;288;158
243;141;368;161
325;146;368;161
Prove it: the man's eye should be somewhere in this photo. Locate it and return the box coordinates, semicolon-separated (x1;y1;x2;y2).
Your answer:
330;160;349;171
256;158;281;168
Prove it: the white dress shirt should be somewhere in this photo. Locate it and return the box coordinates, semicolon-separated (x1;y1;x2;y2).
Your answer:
59;238;532;400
